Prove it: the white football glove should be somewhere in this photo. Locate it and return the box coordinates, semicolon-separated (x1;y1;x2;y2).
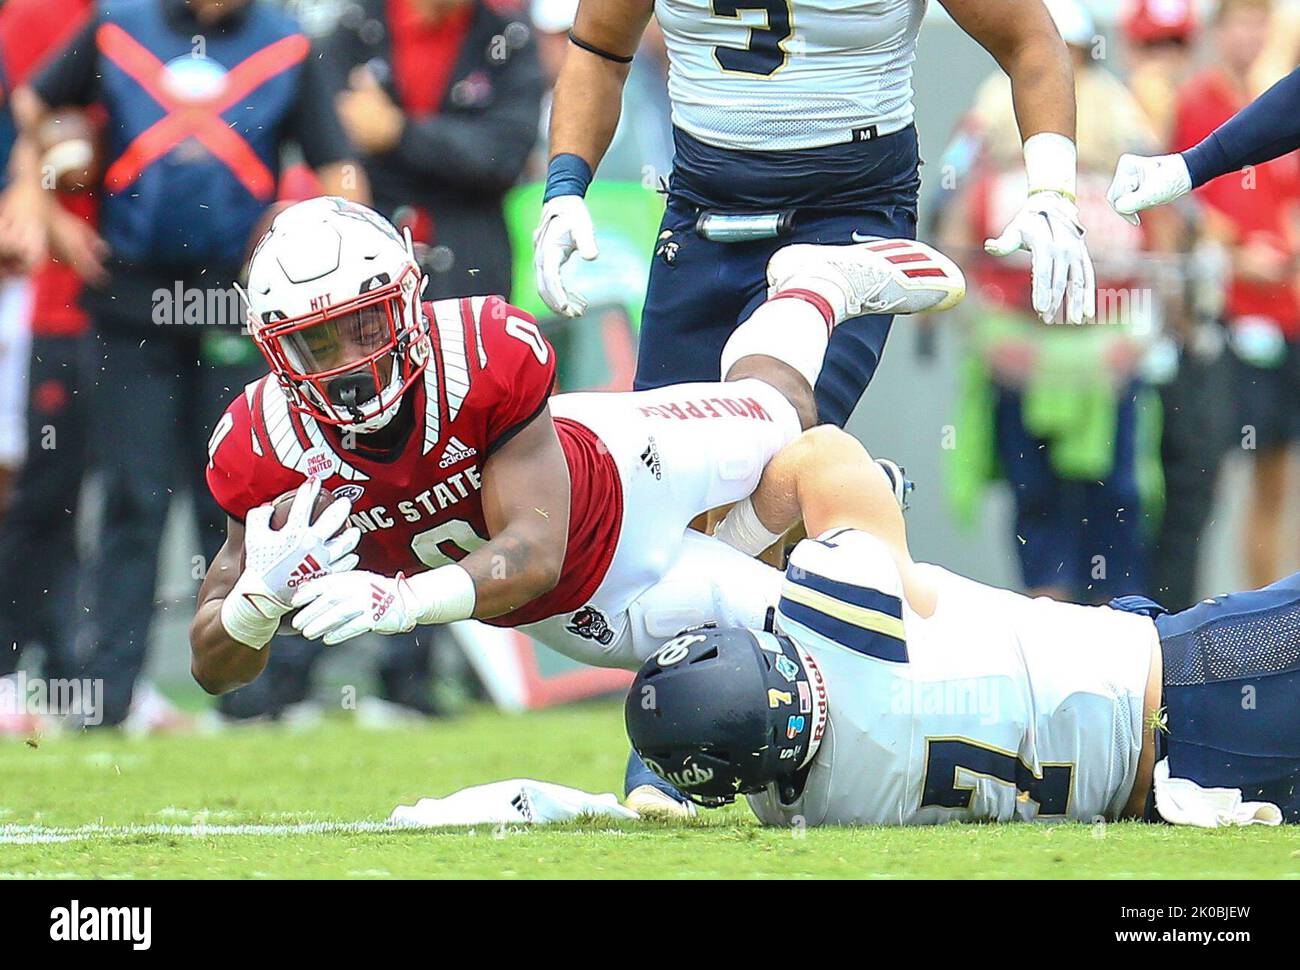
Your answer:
984;189;1096;325
221;478;361;649
290;571;419;645
289;563;476;646
1107;152;1193;226
533;195;598;318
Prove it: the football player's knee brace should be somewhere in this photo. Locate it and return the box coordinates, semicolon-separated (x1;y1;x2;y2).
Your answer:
721;296;829;390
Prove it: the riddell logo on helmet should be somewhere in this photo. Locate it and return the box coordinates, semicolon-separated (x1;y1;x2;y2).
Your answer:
804;652;828;744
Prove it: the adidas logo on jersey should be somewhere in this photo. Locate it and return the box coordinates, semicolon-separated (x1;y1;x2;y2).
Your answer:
439;436;478;468
286;555;327;589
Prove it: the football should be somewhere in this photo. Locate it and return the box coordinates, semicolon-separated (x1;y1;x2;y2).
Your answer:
237;485;342;574
268;484;341;532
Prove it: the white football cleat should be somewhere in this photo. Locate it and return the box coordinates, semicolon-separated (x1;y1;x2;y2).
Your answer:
624;784;697;820
767;238;966;323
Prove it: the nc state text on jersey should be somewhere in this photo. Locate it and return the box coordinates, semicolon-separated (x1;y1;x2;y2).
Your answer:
347;466;482;533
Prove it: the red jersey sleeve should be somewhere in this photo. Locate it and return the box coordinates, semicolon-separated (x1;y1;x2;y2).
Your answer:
206;392;261;522
205;384;296;522
473;296;557;452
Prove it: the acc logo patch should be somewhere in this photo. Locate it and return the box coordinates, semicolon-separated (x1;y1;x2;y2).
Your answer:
567;606;614;645
332;483;366;503
786;715;806;739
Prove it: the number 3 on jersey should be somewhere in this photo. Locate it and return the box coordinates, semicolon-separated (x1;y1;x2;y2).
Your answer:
711;0;793;76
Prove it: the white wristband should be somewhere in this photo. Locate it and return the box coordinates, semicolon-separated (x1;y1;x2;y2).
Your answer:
713;497;785;556
1023;132;1078;200
220;587;282;650
405;563;478;625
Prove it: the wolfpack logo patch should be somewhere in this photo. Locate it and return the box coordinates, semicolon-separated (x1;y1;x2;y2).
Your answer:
566;606;614;645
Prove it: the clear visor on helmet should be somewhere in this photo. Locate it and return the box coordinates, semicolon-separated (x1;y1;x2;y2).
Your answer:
251;273;426;427
275;300;398;378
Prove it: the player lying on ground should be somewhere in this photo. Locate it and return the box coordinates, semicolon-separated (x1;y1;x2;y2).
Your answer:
626;425;1297;826
190;197;964;696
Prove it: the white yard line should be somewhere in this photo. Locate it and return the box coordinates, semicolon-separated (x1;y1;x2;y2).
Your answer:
0;821;398;845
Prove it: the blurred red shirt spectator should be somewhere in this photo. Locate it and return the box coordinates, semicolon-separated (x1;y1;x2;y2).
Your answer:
0;0;97;338
1173;68;1300;336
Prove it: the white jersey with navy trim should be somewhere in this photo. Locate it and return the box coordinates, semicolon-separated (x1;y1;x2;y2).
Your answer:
655;0;927;151
748;529;1157;826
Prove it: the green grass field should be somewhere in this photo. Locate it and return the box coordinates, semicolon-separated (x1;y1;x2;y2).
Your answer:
3;700;1299;879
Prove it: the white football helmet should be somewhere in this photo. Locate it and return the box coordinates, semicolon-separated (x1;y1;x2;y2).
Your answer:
242;197;429;433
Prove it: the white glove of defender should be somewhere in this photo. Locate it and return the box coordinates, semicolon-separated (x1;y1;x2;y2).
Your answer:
221;478;360;649
984;189;1096;325
533;195;598;318
1107;152;1193;226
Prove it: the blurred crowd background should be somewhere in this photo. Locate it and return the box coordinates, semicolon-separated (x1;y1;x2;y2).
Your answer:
0;0;1297;732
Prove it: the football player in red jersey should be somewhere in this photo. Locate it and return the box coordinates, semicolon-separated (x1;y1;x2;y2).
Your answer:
191;197;963;695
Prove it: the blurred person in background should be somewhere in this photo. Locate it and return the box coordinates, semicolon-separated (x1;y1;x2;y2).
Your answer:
936;0;1164;603
322;0;542;301
1122;0;1198;146
5;0;368;727
1120;0;1236;611
0;0;100;716
1247;0;1300;91
1168;0;1300;589
529;0;670;184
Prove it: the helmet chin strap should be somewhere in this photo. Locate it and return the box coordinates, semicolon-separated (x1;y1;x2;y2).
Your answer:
334;360;406;434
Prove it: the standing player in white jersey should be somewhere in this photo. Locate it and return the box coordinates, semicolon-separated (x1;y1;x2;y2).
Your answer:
535;0;1096;427
627;426;1299;826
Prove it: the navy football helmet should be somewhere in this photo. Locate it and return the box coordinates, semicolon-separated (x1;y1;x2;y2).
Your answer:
624;627;826;804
